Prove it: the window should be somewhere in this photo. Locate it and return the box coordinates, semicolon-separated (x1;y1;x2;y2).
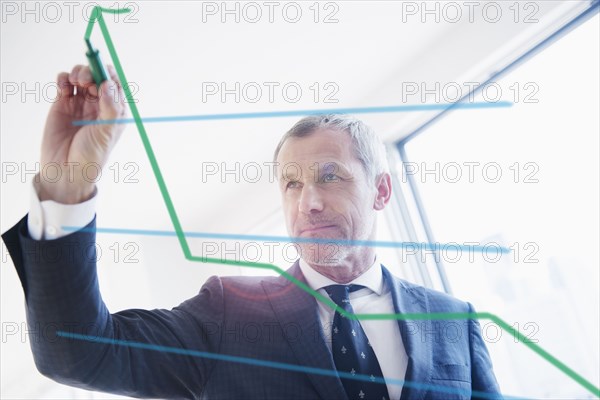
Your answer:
399;14;599;398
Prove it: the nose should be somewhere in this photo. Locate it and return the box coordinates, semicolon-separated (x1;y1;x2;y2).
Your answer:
298;184;324;214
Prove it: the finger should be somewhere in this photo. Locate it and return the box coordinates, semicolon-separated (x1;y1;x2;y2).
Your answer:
69;64;98;97
98;79;123;121
78;66;99;97
56;72;74;101
68;64;83;86
106;65;126;106
106;65;120;87
104;65;127;116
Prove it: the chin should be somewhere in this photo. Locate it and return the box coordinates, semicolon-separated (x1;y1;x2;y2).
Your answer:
296;242;350;266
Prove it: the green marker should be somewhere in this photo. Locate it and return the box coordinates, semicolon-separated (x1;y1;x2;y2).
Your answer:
85;38;108;87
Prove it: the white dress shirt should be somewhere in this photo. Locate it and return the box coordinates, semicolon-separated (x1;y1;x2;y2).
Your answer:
28;178;97;241
299;258;408;399
28;180;408;399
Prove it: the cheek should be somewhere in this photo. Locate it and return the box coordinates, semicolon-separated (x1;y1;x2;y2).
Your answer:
346;195;373;227
281;199;297;226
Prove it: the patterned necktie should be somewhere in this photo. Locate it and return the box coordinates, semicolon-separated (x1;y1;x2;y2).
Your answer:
325;284;390;400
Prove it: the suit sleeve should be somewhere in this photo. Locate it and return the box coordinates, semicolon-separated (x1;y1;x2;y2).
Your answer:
468;302;503;399
2;215;224;399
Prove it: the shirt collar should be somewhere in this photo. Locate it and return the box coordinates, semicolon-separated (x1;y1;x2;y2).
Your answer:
298;257;384;295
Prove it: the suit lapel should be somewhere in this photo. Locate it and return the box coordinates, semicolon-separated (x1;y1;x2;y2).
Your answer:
262;262;348;400
382;266;432;400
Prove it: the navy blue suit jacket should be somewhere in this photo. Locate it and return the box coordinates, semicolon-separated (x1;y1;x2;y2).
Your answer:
3;216;501;399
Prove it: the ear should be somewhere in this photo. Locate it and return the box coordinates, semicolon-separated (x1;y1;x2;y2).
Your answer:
373;172;392;210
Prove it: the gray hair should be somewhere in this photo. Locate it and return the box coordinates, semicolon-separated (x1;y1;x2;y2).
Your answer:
273;114;389;182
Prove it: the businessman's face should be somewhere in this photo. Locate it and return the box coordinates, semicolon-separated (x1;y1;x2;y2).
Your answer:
276;129;390;272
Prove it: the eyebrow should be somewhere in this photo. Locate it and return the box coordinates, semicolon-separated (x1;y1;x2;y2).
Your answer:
279;171;300;184
321;161;352;177
277;161;355;184
279;174;294;183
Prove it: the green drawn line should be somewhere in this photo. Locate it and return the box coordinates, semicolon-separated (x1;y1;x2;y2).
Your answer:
85;7;600;397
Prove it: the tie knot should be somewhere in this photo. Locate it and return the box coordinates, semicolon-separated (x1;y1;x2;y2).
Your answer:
325;284;364;307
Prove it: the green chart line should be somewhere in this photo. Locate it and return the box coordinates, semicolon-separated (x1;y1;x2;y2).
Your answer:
85;6;599;397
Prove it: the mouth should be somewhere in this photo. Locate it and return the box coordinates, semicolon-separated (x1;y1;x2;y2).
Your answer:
298;225;337;236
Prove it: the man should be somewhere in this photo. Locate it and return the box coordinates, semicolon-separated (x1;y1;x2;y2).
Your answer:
2;65;501;399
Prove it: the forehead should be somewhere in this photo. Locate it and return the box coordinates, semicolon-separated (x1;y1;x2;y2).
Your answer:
276;129;357;165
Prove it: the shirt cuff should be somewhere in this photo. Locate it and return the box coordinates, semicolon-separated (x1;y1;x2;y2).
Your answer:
28;176;97;240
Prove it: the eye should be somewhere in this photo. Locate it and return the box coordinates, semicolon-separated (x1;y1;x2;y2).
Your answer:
322;173;339;183
286;181;301;189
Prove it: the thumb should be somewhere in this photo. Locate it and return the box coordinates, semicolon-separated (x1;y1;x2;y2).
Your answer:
98;79;121;121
